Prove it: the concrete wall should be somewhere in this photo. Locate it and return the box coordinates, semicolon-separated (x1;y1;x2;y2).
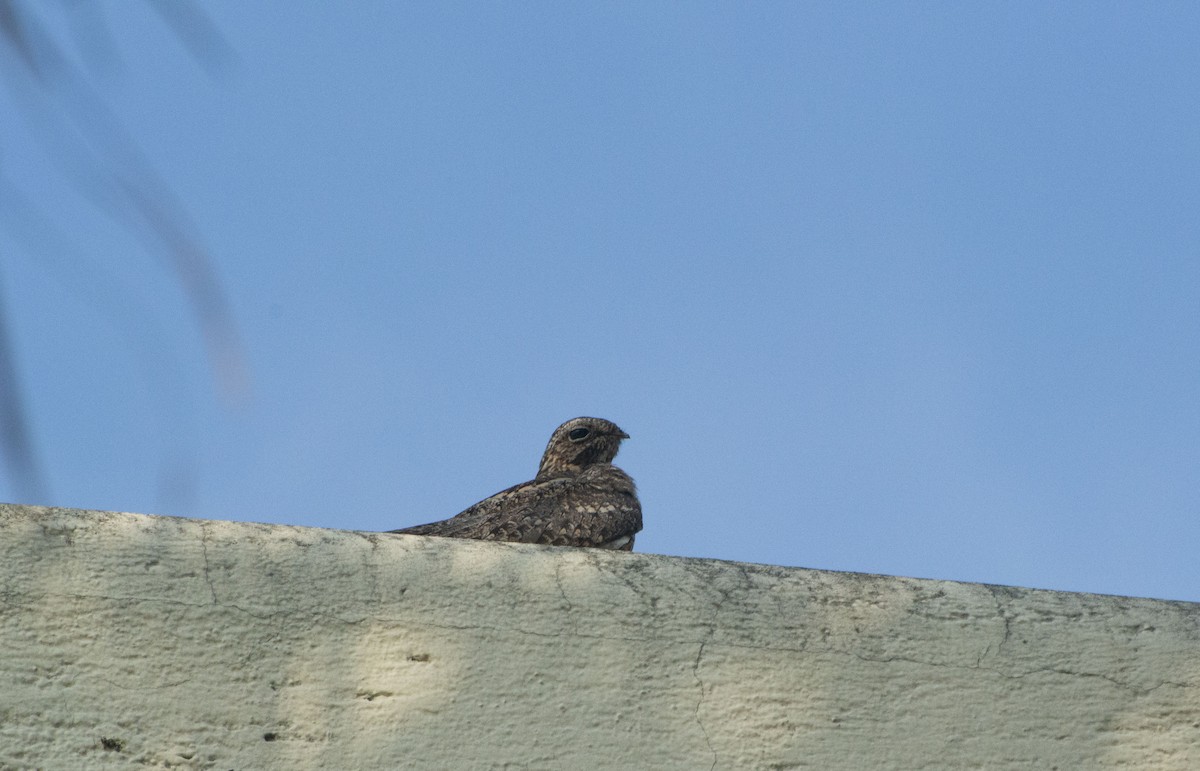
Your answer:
1;502;1197;769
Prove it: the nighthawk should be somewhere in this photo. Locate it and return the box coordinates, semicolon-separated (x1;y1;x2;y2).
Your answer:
390;417;642;550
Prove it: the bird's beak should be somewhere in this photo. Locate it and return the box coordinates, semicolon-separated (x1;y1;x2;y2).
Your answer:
617;429;630;440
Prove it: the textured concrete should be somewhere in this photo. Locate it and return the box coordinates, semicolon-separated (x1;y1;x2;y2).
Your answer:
1;503;1198;769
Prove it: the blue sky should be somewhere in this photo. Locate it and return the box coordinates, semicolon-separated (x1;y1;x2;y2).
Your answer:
2;2;1198;602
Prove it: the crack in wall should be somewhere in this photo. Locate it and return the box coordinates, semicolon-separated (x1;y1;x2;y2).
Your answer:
840;647;1195;697
199;524;218;604
975;592;1015;666
691;583;734;771
98;676;194;692
551;563;582;639
692;638;717;771
691;634;715;768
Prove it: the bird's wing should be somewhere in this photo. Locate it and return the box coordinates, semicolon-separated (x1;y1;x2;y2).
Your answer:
389;476;572;541
535;465;642;548
390;465;641;548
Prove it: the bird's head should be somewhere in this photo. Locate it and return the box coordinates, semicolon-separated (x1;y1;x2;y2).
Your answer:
537;416;630;479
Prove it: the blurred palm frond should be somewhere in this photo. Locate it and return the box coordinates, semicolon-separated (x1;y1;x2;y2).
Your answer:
0;0;246;504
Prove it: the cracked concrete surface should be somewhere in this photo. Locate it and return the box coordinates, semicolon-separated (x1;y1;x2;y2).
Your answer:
2;503;1198;769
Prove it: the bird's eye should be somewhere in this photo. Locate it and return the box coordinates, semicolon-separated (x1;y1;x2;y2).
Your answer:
568;427;591;441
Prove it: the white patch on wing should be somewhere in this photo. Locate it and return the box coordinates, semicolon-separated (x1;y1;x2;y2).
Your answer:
598;535;631;550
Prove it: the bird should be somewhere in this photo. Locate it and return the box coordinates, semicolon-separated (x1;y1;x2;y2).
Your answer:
390;417;642;550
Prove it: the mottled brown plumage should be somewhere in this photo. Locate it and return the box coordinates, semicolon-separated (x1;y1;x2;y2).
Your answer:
390;417;642;550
